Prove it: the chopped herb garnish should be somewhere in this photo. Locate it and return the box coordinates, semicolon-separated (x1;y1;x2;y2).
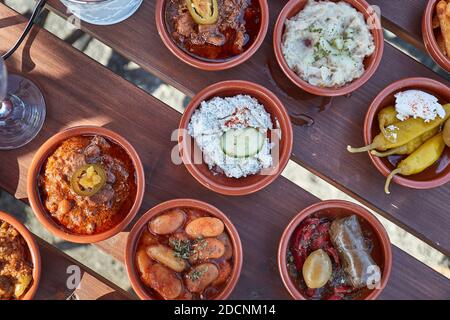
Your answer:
193;237;208;250
170;238;193;259
313;41;332;61
170;236;208;259
188;266;208;281
308;24;322;34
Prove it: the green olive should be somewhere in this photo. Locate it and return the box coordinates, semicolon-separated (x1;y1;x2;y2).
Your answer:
443;119;450;148
70;164;107;197
185;0;219;25
302;249;333;289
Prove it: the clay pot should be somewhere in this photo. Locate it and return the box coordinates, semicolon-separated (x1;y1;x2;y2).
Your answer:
273;0;384;96
155;0;269;70
179;80;293;195
278;200;392;300
422;0;450;72
27;126;145;243
0;211;41;300
365;78;450;190
125;198;243;300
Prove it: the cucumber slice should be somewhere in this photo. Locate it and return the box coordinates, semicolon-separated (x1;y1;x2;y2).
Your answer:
221;128;266;158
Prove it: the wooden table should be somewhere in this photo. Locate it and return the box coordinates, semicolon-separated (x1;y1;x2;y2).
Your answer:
0;0;449;299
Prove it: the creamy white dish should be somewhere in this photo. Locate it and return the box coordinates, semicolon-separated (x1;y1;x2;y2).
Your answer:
188;95;273;178
282;0;375;88
394;90;445;122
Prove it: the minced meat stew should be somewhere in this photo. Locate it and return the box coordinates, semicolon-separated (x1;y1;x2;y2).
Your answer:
0;221;33;300
38;135;137;235
166;0;262;61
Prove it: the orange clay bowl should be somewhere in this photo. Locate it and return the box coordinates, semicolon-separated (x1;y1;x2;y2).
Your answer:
422;0;450;72
364;78;450;191
278;200;392;300
178;80;293;196
0;211;41;300
125;198;243;300
273;0;384;97
155;0;269;71
27;126;145;244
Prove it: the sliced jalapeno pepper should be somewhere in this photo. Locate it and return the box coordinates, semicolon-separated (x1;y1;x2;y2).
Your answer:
71;164;107;197
186;0;219;25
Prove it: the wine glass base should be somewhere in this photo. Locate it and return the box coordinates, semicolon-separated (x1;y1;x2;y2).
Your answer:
62;0;143;26
0;74;46;150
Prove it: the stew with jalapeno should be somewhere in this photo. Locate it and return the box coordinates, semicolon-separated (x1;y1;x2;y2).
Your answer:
38;135;137;235
165;0;262;61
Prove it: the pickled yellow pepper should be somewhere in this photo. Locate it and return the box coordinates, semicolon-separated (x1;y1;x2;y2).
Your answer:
378;106;398;135
443;119;450;147
348;103;450;153
384;133;446;194
371;127;439;157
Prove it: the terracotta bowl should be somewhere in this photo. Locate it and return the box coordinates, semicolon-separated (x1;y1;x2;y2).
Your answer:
278;200;392;300
0;211;41;300
178;80;293;196
365;78;450;190
27;126;145;244
125;198;243;300
273;0;384;97
422;0;450;72
155;0;269;71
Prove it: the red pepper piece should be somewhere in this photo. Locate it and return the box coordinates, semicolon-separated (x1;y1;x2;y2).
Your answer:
302;226;316;245
315;221;330;234
291;228;304;270
306;288;316;297
303;217;320;225
292;224;304;248
309;220;331;250
290;217;321;271
327;294;343;300
310;235;324;250
291;225;306;270
310;233;330;250
333;286;353;294
292;246;306;271
301;219;320;244
325;246;340;266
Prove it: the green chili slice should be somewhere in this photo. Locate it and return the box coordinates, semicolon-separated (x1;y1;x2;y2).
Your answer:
70;164;107;197
185;0;219;25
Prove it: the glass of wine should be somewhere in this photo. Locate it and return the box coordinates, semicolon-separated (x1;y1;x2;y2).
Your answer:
61;0;143;26
0;57;46;150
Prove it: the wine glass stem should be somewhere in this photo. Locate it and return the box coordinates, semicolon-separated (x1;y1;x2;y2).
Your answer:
0;98;13;120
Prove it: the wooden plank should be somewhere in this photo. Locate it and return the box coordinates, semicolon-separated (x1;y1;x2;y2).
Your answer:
36;238;133;300
0;4;448;299
45;0;450;254
369;0;426;43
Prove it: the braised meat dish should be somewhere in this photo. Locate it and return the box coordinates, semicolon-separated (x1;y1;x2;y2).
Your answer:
166;0;261;61
136;207;234;300
287;214;382;300
0;221;33;300
38;135;137;235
